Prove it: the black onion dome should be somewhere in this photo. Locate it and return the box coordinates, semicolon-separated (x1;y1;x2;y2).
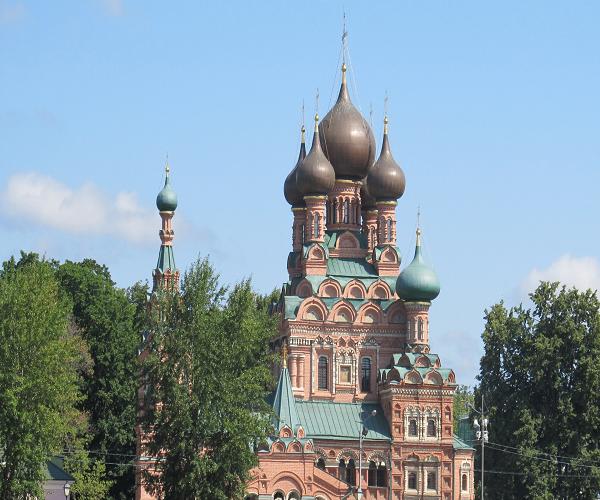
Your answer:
296;116;336;196
284;127;306;206
367;118;406;201
360;177;377;210
319;65;376;180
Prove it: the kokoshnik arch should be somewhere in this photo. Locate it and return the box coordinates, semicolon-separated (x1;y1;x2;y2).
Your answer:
136;62;475;500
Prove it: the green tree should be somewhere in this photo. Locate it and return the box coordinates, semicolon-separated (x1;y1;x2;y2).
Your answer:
57;259;140;499
453;385;474;432
142;258;276;500
0;258;82;498
477;282;600;499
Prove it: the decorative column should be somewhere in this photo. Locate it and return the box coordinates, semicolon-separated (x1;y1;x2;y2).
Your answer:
304;196;327;243
376;200;397;246
327;179;362;232
297;356;305;391
362;208;378;253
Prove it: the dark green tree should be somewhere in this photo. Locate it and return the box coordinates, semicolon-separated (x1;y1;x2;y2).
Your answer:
476;282;600;499
0;257;81;498
142;257;276;500
57;259;140;499
453;385;474;432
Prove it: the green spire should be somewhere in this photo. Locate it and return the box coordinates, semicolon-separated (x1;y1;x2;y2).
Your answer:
271;345;301;432
396;227;441;302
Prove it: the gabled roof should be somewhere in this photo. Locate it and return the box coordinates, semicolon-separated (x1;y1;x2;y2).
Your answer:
327;258;378;278
296;400;391;441
271;366;301;432
46;457;74;481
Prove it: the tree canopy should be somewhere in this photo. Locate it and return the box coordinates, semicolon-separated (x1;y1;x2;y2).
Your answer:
476;281;600;499
0;257;81;499
141;257;276;500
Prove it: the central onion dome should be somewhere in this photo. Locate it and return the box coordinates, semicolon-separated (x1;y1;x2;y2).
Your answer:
397;229;440;302
296;114;336;196
156;166;177;211
284;126;306;207
319;64;376;180
367;117;406;201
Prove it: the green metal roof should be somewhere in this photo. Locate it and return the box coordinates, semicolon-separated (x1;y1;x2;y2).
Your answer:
456;416;476;447
296;400;391;441
324;230;368;250
327;258;378;278
46;457;74;481
283;296;303;319
156;244;176;273
453;434;475;451
272;367;301;432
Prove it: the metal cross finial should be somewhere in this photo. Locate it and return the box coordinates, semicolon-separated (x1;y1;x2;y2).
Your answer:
417;206;421;228
165;154;170;177
384;91;389;117
342;11;348;63
315;88;320;117
302;99;305;128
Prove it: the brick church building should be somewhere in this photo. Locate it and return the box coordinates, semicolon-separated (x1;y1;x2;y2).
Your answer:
136;61;474;500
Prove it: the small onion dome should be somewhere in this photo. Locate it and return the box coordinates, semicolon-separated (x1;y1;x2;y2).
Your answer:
284;126;307;206
367;117;406;202
360;177;377;210
397;229;440;302
319;64;376;180
156;166;177;211
296;114;336;196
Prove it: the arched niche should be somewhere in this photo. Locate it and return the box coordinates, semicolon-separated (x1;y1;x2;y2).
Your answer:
298;298;328;322
368;280;391;299
337;231;359;249
356;303;382;325
380;246;398;263
343;279;367;299
387;302;407;324
328;302;356;323
295;279;313;298
405;370;423;385
318;279;342;298
424;371;443;385
307;244;325;261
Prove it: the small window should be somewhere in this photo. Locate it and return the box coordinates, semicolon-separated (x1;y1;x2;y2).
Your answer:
386;219;392;241
368;461;377;486
408;472;417;490
338;458;346;479
316;458;326;470
462;473;468;491
427;419;436;437
343;199;350;223
313;212;320;238
377;463;387;487
318;357;328;390
427;471;436;490
274;492;285;500
361;358;372;392
339;365;351;383
418;318;424;340
346;458;356;485
408;419;418;436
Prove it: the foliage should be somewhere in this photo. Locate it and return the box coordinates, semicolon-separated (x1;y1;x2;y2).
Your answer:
476;282;600;499
142;257;276;500
453;385;474;432
0;257;82;498
57;259;140;499
64;447;113;500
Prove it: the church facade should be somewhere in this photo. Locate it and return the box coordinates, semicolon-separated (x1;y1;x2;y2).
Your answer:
136;62;474;500
246;64;474;500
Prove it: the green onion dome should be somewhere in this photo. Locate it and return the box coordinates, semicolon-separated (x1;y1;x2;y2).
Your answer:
156;169;177;212
284;126;307;207
296;114;336;196
366;117;406;202
397;229;440;302
319;64;376;180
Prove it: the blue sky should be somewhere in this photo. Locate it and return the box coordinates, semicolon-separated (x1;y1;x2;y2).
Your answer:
1;0;599;385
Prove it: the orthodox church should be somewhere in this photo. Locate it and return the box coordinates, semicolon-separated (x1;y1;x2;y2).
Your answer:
136;61;474;500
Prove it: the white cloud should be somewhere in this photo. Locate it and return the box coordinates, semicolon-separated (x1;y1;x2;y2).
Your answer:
0;0;25;23
99;0;123;16
1;172;155;244
521;255;600;295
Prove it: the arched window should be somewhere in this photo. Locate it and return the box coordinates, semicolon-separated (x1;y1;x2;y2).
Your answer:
338;458;346;480
386;219;392;241
313;212;320;238
318;357;328;390
288;492;301;500
427;419;436;437
316;457;326;470
346;458;356;485
408;419;418;436
273;492;285;500
377;463;387;487
427;471;436;490
418;318;424;340
361;358;372;393
408;472;417;490
343;199;350;223
462;473;468;491
368;461;377;486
